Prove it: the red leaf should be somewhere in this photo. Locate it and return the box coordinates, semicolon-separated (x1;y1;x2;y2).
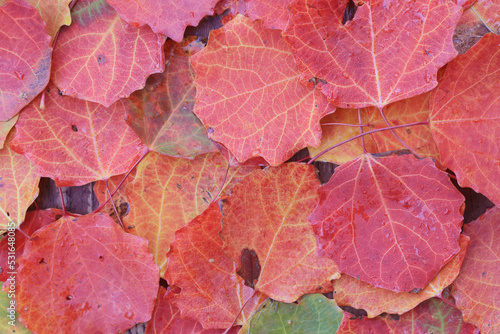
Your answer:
0;208;62;281
165;203;265;328
283;0;462;108
16;213;159;333
106;0;219;42
430;33;500;207
245;0;293;30
125;37;216;158
145;286;239;334
10;82;147;187
220;163;339;302
309;154;464;292
470;0;500;34
51;0;164;107
0;0;51;121
191;15;334;165
451;207;500;333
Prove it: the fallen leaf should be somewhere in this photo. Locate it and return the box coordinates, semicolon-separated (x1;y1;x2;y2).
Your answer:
309;154;464;292
453;6;491;54
51;0;165;107
10;82;147;187
470;0;500;34
220;163;339;302
16;213;159;334
283;0;462;108
0;282;30;334
0;115;17;149
245;0;293;30
0;0;51;121
451;207;500;333
191;15;334;165
430;33;500;206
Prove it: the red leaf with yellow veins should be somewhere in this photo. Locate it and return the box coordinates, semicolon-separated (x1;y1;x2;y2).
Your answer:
0;132;39;232
166;203;266;329
430;33;500;207
283;0;461;108
125;37;215;158
16;213;159;334
220;163;339;302
145;286;239;334
125;151;257;276
10;82;147;187
0;0;51;121
337;298;479;334
451;207;500;333
0;115;17;149
334;234;469;317
309;154;464;292
107;0;219;43
51;0;164;107
245;0;293;30
191;15;334;166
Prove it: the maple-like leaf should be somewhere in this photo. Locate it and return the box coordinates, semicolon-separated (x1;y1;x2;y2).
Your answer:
145;286;239;334
124;37;215;158
0;208;63;281
125;151;257;276
451;207;500;333
283;0;462;108
220;163;339;302
51;0;165;107
0;115;17;149
106;0;219;42
0;133;39;232
430;33;500;207
337;298;479;333
244;294;344;333
16;213;159;333
0;0;52;121
191;15;334;166
334;234;470;317
309;154;464;292
0;282;30;334
310;90;440;165
165;202;265;328
470;0;500;34
245;0;293;30
10;83;147;187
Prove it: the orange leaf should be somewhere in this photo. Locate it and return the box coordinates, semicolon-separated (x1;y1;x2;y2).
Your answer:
309;154;464;292
191;15;334;166
220;163;340;302
430;33;500;206
334;234;470;317
451;207;500;333
0;0;51;121
51;0;165;107
283;0;462;108
245;0;293;30
125;151;257;276
10;83;147;186
16;213;159;333
470;0;500;34
165;203;266;329
0;115;17;149
0;133;39;232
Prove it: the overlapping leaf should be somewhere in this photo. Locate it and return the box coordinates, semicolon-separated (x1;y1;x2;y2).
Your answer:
16;213;159;334
309;154;464;292
430;33;500;206
0;133;39;232
125;151;257;276
283;0;462;108
145;286;239;334
106;0;219;42
94;170;136;224
191;15;334;165
453;5;491;54
51;0;165;107
10;83;147;186
220;163;339;302
0;115;17;149
165;203;265;329
245;0;293;30
334;234;469;317
470;0;500;34
337;298;478;333
0;0;52;121
451;207;500;333
0;282;30;334
124;37;215;158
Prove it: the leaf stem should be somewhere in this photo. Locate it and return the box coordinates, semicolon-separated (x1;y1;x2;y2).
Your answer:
308;121;428;164
321;122;370;127
105;180;125;230
377;107;422;158
222;290;257;334
358;109;367;154
58;187;66;216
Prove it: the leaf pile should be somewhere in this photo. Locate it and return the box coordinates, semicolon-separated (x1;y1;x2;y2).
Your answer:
0;0;499;333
